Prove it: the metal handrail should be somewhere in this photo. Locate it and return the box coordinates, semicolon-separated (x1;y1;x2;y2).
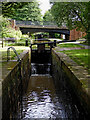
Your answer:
7;47;21;62
31;40;76;46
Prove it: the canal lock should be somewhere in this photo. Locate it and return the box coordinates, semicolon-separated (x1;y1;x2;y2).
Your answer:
16;43;88;119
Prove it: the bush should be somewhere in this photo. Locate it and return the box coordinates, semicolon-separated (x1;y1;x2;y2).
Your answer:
0;15;22;42
0;15;10;38
8;42;25;46
0;16;31;46
20;35;29;42
3;28;22;41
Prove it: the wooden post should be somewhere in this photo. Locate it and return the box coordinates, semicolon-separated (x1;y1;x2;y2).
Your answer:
2;38;3;48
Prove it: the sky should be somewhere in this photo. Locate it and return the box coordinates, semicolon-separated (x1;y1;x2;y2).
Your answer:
37;0;52;16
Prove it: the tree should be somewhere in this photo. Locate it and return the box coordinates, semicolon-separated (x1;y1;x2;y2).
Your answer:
51;2;89;42
43;10;54;22
0;15;23;47
43;10;57;26
2;2;28;18
0;15;10;47
2;2;42;22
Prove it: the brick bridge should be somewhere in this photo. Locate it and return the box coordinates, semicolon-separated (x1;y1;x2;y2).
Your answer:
11;20;86;40
16;21;70;40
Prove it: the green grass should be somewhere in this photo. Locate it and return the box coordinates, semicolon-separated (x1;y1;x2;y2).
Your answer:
1;50;23;60
8;43;25;46
57;43;84;48
0;46;28;61
81;42;90;46
60;49;89;73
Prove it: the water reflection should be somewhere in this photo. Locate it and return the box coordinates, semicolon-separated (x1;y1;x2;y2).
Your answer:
17;62;86;119
18;76;69;119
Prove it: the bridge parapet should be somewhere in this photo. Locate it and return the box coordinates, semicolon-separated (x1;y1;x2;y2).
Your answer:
15;20;70;36
16;20;58;27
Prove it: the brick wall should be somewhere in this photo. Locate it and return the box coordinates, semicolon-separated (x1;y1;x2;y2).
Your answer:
9;19;19;30
61;28;86;40
69;28;86;40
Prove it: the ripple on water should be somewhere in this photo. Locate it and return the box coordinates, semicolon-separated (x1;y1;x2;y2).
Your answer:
17;76;85;119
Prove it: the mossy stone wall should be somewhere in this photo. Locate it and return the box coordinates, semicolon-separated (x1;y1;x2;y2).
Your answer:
2;50;31;119
52;49;90;116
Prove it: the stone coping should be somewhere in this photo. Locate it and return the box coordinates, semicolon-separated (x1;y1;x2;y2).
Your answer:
53;49;90;96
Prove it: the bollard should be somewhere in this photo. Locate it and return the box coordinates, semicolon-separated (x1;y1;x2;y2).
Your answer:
25;39;28;46
54;40;56;47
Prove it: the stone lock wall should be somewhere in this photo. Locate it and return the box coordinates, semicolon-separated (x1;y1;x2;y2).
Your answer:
52;49;90;117
21;51;31;93
2;50;31;119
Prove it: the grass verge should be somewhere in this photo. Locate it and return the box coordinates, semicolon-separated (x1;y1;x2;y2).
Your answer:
57;43;84;48
0;46;28;61
1;50;23;61
60;49;89;73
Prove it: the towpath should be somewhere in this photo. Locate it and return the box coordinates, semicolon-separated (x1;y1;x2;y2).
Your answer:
55;43;90;51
